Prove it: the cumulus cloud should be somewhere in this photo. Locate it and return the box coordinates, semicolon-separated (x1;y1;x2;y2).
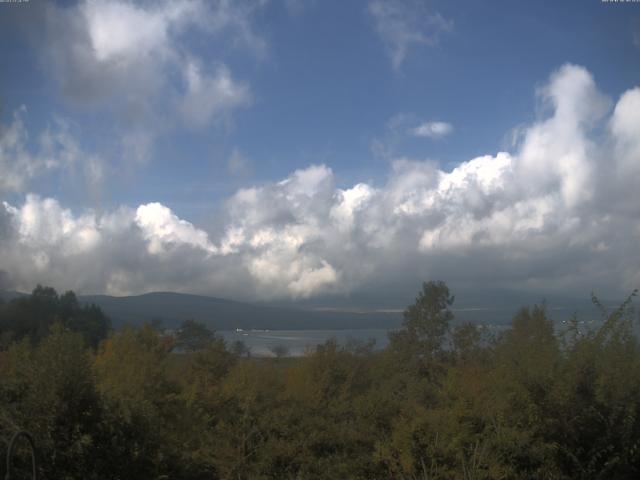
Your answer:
610;87;640;173
368;0;452;70
135;202;217;255
410;121;453;139
1;64;639;300
0;196;223;297
44;0;201;105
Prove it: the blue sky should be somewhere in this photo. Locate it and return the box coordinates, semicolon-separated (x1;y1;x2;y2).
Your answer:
0;0;639;302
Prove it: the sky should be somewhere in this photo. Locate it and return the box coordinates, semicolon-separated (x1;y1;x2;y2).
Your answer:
0;0;639;305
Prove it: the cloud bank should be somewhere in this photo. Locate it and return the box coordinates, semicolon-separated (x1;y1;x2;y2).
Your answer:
1;65;639;300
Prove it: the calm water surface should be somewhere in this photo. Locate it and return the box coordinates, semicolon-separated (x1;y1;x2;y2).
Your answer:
219;329;391;357
218;323;517;357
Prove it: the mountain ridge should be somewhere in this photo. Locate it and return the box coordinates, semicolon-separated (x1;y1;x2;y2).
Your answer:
76;291;403;330
1;289;625;331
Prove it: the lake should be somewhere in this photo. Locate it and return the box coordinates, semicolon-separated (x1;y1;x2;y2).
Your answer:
218;321;577;357
218;329;392;357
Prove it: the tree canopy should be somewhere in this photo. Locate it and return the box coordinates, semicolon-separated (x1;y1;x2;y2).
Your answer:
1;282;639;479
0;285;110;349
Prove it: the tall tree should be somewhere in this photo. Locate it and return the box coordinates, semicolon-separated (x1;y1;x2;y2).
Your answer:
0;286;110;348
176;319;215;352
388;280;455;371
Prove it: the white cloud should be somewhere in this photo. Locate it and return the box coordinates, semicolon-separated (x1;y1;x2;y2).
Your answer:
135;203;217;255
40;0;260;163
14;195;101;256
610;88;640;142
45;0;201;105
368;0;452;70
330;183;375;232
1;65;640;300
178;61;251;129
410;121;453;139
0;107;104;195
82;0;192;63
610;87;640;174
518;64;610;208
0;107;50;193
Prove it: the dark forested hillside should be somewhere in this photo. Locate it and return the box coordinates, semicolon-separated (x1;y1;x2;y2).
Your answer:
0;285;110;348
67;291;403;330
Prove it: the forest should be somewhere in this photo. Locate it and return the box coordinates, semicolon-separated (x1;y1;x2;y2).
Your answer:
1;281;639;479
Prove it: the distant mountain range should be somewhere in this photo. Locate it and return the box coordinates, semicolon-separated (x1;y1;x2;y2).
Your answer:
84;292;409;330
0;289;627;331
0;290;403;330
